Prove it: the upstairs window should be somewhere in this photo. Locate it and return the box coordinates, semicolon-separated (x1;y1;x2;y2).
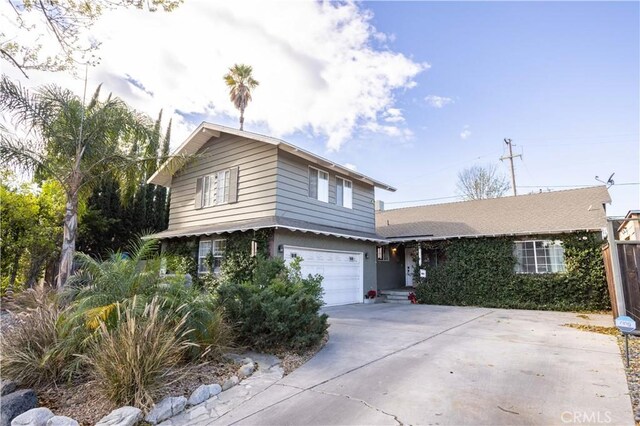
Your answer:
195;167;238;209
309;167;329;203
336;177;353;209
514;240;566;274
198;239;226;274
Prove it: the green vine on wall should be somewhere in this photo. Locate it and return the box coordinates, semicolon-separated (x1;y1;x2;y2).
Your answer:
413;232;610;312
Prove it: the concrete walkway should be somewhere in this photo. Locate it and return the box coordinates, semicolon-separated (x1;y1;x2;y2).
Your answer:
182;304;634;425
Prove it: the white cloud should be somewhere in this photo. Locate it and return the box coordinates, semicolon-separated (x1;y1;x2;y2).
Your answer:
1;1;426;152
343;163;357;171
460;125;471;140
383;108;405;123
425;95;454;108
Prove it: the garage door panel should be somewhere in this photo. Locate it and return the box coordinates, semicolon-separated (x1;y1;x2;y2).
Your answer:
283;246;363;306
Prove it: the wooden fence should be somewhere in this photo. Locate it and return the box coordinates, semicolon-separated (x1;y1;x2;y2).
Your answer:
604;241;640;322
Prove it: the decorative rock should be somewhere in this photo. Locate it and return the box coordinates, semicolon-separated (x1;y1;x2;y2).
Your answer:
45;416;79;426
0;380;16;396
206;383;222;397
1;389;38;426
144;396;187;424
95;406;142;426
187;385;210;406
221;376;239;391
11;408;53;426
237;362;255;378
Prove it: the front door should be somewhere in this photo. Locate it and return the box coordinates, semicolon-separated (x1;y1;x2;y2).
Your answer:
405;248;415;287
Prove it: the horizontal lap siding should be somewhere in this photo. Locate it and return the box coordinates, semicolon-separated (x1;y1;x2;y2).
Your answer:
167;135;278;230
275;151;376;234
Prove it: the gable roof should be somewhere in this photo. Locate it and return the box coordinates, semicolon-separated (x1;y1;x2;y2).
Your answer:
376;186;611;242
148;122;396;191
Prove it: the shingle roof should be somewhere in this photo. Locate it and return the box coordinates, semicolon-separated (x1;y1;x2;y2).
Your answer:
376;186;611;241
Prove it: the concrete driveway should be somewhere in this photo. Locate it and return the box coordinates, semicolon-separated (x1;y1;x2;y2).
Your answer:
212;304;633;425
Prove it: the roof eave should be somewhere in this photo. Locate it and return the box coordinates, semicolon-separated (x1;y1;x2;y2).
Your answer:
383;227;606;243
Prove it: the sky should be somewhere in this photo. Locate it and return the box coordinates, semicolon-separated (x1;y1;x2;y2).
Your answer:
1;1;638;216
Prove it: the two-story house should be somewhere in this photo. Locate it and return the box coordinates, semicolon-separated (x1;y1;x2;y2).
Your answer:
147;122;396;306
148;122;611;309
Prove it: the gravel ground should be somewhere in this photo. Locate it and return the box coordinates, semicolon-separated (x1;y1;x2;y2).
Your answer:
618;334;640;424
274;332;328;376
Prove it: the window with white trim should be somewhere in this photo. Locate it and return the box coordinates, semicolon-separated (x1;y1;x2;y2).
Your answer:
198;239;226;274
336;177;353;209
309;167;329;202
376;246;389;261
514;240;566;274
202;169;231;207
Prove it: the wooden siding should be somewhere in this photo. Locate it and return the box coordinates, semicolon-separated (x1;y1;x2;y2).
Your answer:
275;151;376;233
167;135;278;230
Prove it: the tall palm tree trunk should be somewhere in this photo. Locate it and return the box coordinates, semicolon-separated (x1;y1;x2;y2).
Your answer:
239;107;245;131
57;192;79;288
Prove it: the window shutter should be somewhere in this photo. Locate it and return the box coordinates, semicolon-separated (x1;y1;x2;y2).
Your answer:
228;167;239;203
309;168;318;199
195;177;203;209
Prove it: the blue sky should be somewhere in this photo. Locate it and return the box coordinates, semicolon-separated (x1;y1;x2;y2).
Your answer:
331;1;639;215
3;1;638;216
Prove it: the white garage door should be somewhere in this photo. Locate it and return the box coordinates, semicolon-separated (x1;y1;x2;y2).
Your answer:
283;246;363;306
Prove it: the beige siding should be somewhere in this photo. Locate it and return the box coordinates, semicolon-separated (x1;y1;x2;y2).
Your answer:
167;135;278;230
275;151;376;233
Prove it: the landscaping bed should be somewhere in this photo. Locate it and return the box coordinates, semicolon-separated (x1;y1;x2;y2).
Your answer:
37;359;239;425
617;335;640;424
276;332;329;376
0;242;329;425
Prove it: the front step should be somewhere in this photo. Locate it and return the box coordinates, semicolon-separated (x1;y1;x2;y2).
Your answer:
385;299;412;304
379;289;414;304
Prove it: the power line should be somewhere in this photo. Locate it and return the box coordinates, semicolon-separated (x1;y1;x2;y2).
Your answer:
500;138;521;196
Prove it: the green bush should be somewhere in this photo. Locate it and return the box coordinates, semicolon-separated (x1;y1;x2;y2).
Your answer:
217;257;328;350
63;238;233;358
415;232;610;311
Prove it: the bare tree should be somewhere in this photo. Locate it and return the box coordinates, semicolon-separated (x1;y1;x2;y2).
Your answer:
456;164;510;200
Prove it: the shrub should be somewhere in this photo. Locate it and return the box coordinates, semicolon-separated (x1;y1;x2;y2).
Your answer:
85;297;192;408
0;286;76;387
414;232;610;311
64;238;233;358
158;281;233;358
217;257;328;350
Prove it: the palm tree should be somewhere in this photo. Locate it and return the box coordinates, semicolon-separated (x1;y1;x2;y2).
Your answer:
223;64;259;131
0;76;154;289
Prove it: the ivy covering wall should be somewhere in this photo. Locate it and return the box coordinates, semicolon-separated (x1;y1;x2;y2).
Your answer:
414;231;610;311
163;229;273;288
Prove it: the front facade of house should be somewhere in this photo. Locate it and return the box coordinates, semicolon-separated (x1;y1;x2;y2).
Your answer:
374;187;612;307
148;123;395;306
149;122;611;307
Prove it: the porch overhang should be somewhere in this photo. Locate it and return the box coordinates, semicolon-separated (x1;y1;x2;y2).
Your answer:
145;216;387;243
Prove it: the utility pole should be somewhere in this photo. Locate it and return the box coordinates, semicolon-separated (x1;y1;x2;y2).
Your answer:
500;138;521;196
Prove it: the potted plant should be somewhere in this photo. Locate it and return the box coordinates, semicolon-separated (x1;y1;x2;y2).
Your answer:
408;292;417;304
364;290;377;304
